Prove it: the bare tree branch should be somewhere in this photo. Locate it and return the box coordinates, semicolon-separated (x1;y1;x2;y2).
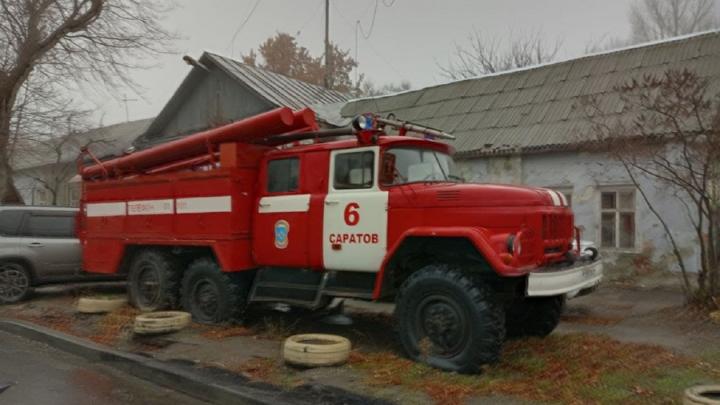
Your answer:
439;29;562;80
0;0;175;203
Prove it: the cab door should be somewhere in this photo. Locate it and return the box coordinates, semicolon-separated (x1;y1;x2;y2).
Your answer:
323;147;388;272
253;156;311;267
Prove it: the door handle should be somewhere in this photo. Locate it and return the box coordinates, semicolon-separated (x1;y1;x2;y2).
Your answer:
28;242;44;248
325;200;339;206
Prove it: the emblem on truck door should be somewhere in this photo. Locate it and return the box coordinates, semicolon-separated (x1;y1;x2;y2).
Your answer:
274;220;290;249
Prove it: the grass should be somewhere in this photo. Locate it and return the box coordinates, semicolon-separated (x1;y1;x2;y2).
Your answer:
347;334;720;405
198;325;255;340
87;305;139;346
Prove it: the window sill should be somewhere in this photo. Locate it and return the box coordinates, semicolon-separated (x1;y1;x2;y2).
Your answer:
598;247;640;255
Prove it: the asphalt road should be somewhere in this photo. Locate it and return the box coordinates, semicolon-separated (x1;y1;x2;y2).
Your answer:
0;330;208;405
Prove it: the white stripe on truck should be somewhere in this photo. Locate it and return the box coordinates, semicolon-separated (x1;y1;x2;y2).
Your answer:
86;202;126;217
176;196;232;214
258;194;310;213
127;199;174;216
85;196;232;217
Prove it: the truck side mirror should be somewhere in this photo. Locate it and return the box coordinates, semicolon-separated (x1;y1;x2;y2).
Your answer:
381;153;396;185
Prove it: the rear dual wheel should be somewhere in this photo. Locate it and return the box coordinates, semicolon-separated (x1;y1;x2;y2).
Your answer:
128;250;182;312
180;258;251;324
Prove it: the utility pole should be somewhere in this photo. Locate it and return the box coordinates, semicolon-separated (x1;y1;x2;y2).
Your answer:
324;0;331;89
120;94;138;122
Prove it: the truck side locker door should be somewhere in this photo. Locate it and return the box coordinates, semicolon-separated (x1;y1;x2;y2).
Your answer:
253;156;311;267
323;147;388;272
17;211;81;278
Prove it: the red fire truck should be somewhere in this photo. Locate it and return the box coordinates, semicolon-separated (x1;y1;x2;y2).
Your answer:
78;107;602;373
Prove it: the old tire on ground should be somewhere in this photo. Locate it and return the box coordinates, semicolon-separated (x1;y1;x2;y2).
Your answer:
283;334;351;367
684;385;720;405
128;250;182;312
133;311;191;335
0;262;33;304
181;258;251;325
710;311;720;325
77;295;127;314
394;264;505;374
505;296;565;339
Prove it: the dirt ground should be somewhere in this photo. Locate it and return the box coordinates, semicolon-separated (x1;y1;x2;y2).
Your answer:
1;280;719;405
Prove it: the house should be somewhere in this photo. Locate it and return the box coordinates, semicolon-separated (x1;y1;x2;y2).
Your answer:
12;118;152;207
341;30;720;274
134;52;351;149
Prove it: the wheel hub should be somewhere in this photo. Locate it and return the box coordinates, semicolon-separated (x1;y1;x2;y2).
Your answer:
193;281;219;320
415;295;468;357
137;265;161;306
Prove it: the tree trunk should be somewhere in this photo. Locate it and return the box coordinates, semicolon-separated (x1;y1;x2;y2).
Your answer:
0;98;22;204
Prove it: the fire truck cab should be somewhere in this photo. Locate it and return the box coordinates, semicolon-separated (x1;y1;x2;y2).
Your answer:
79;108;602;373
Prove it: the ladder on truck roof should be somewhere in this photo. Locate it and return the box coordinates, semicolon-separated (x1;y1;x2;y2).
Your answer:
78;108;454;180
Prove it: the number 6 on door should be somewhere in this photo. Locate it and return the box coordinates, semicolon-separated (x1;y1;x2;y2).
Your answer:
344;203;360;226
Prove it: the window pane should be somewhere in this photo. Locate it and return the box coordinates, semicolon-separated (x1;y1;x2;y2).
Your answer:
601;212;616;248
267;158;299;193
24;215;75;238
601;192;616;210
564;193;572;207
619;191;634;211
619;212;635;248
334;152;374;190
0;211;24;236
383;148;454;185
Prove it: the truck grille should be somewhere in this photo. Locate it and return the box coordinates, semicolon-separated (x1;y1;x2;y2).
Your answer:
542;213;572;240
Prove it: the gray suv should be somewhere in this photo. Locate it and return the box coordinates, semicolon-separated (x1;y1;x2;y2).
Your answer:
0;206;121;304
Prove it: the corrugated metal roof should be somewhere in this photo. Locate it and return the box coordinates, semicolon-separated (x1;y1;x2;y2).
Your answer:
13;118;153;171
341;30;720;157
205;53;350;111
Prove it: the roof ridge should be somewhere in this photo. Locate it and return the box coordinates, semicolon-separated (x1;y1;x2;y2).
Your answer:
204;51;348;97
345;29;720;105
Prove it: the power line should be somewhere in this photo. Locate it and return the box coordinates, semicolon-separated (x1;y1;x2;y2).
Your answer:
358;0;379;39
228;0;263;57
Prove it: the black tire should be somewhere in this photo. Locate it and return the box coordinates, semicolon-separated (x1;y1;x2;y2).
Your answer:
505;296;565;338
0;262;33;304
128;250;182;312
181;258;251;325
394;264;505;374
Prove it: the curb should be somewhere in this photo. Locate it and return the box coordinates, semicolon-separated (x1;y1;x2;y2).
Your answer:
0;319;386;405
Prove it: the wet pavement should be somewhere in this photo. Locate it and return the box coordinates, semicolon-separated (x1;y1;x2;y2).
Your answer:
0;330;208;405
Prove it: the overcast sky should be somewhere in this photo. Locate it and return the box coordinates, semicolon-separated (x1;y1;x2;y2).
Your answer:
90;0;646;125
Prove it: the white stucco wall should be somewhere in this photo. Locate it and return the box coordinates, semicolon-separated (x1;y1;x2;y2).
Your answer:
456;151;701;273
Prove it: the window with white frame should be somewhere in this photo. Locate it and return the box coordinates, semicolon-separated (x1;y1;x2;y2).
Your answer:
600;189;635;249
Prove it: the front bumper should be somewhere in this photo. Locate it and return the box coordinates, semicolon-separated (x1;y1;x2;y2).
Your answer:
526;259;603;298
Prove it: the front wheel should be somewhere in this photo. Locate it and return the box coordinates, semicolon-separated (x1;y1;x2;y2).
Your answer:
0;262;32;304
394;264;505;374
181;258;251;325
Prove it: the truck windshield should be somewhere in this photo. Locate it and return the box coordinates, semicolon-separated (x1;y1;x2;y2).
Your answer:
382;147;458;185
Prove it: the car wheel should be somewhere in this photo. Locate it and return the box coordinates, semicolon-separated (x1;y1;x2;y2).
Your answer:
505;296;565;339
394;264;505;374
0;262;32;304
128;250;182;312
181;258;251;325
